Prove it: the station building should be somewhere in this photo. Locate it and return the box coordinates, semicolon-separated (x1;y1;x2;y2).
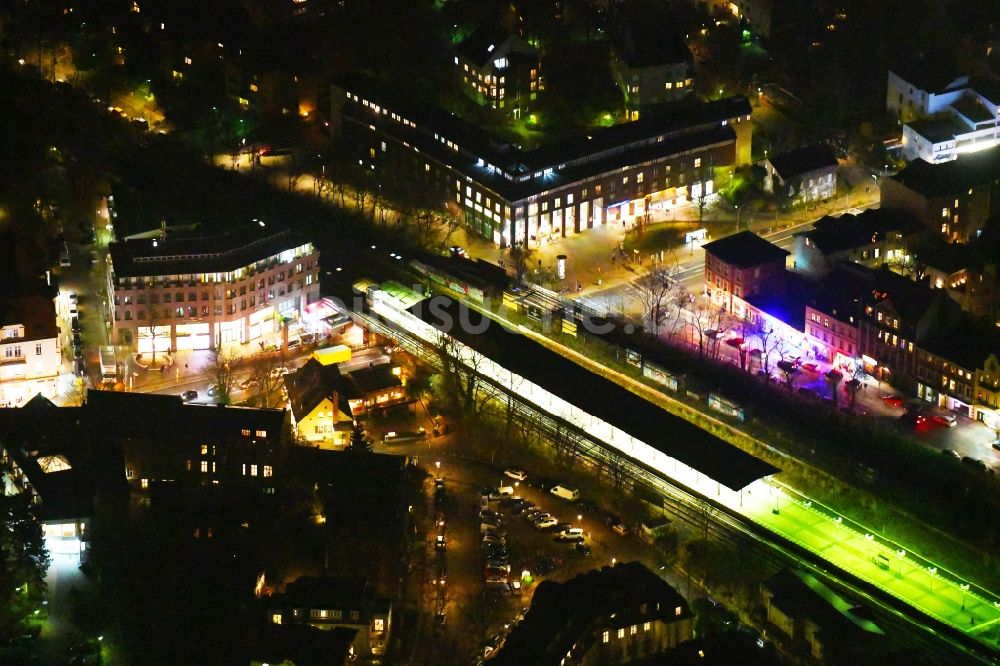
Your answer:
331;75;751;247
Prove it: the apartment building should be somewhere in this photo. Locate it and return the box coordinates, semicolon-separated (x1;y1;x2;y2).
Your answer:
107;225;320;353
763;143;839;207
881;147;1000;242
703;231;789;318
886;64;969;123
611;22;693;120
331;75;751;246
494;562;692;665
0;294;61;407
454;26;540;117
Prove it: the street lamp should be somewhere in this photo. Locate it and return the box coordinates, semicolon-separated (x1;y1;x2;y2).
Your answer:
961;582;970;610
734;205;742;233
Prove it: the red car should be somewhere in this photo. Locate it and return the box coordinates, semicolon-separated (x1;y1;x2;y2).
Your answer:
882;395;904;408
801;362;818;372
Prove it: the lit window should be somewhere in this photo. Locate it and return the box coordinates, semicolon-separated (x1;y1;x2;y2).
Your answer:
272;613;282;624
141;478;148;489
374;618;385;632
643;622;651;631
617;628;625;639
694;158;702;168
256;430;267;438
602;630;609;644
249;84;258;93
250;464;258;476
263;465;273;477
630;625;638;635
200;444;209;455
941;208;948;217
675;606;682;616
200;461;208;473
241;428;250;437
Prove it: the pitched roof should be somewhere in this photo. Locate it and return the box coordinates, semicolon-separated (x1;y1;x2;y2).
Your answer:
282;576;373;606
495;562;689;665
797;208;924;254
617;21;691;69
456;26;533;67
347;364;401;395
284;358;353;422
703;231;789;269
767;144;838;180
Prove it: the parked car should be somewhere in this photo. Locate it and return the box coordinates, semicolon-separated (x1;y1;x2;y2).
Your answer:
238;377;259;390
479;509;500;522
504;467;528;481
489;486;515;500
498;495;523;508
481;533;506;547
557;527;585;541
529;512;552;524
181;390;198;401
941;448;960;459
961;457;988;472
575;498;599;515
574;542;592;556
550;485;580;501
933;414;957;428
534;516;558;530
532;477;558;491
207;384;222;397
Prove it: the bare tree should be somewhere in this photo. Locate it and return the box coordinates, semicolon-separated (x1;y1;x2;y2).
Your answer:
747;320;787;376
207;344;243;404
632;258;682;336
144;307;162;363
685;300;728;358
248;351;286;408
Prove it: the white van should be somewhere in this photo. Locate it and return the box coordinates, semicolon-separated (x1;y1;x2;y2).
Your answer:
550;485;580;501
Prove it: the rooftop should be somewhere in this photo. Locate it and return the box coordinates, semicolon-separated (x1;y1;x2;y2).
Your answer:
281;576;373;606
617;21;691;69
703;231;790;269
109;224;313;278
889;146;1000;197
495;562;690;665
890;60;967;94
456;26;534;67
406;296;779;490
907;113;970;143
0;294;59;342
950;93;995;124
764;569;884;639
285;358;354;422
798;208;924;254
767;144;838;180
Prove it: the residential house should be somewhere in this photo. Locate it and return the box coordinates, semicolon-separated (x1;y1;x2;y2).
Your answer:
921;229;1000;324
0;294;61;407
454;26;540;117
858;268;959;390
249;624;357;666
764;144;839;207
793;208;924;277
493;562;693;665
331;74;751;246
703;231;789;318
762;569;884;663
285;357;356;446
714;0;773;38
975;354;1000;430
611;21;693;120
266;576;393;660
286;358;406;445
880;146;1000;242
107;223;320;353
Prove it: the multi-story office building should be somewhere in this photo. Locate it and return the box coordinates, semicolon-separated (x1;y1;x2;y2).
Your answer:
331;75;751;246
0;294;61;407
454;26;540;117
107;225;320;353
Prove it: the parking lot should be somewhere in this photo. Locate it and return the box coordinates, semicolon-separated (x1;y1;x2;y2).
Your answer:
374;408;692;662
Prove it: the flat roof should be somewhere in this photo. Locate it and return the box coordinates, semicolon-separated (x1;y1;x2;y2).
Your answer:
907;114;968;143
889;146;1000;196
407;297;778;490
109;225;312;278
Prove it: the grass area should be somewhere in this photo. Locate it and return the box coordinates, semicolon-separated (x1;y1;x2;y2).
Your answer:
623;222;692;256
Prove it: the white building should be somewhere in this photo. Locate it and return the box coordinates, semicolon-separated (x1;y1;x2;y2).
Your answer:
0;295;61;407
888;68;1000;163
